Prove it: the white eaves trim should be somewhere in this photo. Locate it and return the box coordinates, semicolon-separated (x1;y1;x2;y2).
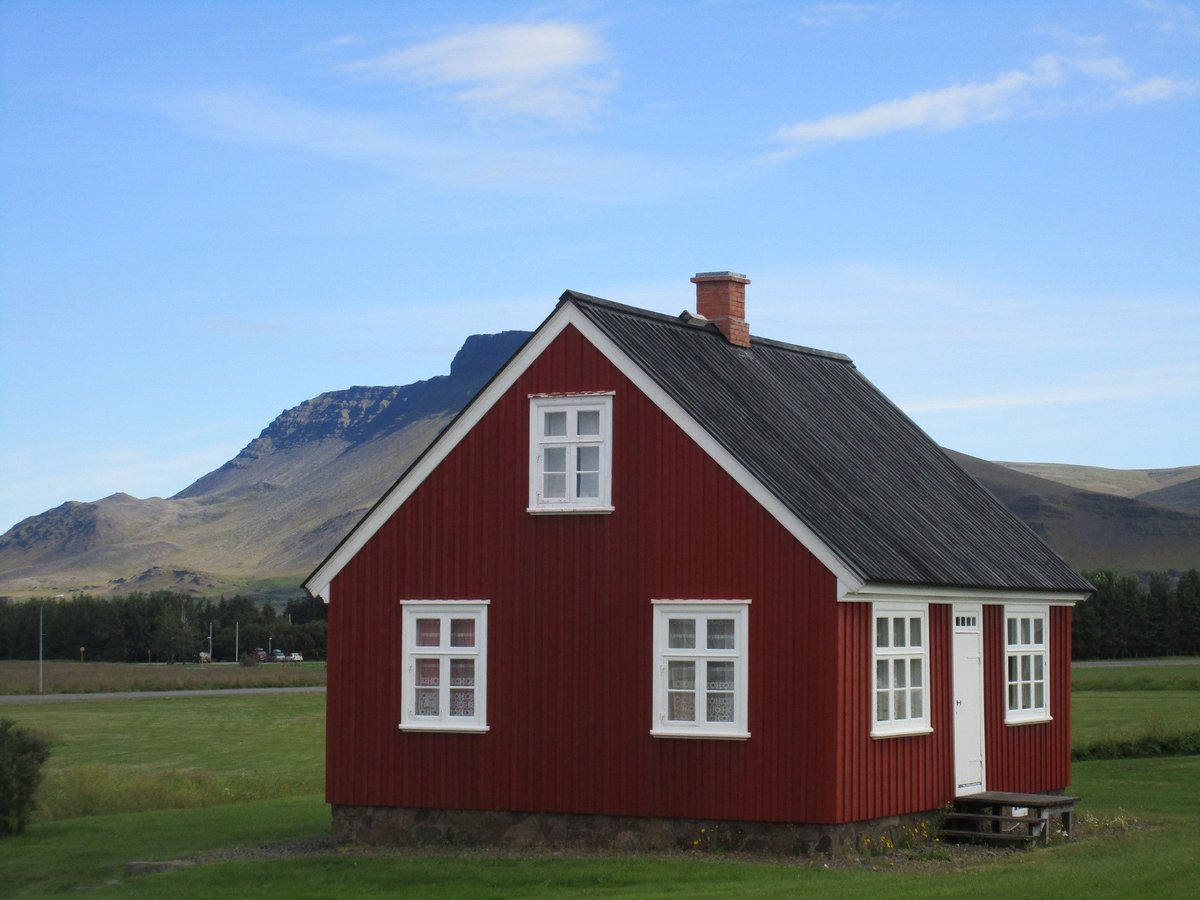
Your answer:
840;581;1089;607
305;300;864;601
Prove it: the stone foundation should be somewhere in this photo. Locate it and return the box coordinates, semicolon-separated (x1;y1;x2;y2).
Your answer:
331;805;944;858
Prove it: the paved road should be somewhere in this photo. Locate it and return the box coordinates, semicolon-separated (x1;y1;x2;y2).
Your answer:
0;686;326;704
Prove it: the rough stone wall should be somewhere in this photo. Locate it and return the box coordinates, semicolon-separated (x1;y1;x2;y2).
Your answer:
331;805;944;859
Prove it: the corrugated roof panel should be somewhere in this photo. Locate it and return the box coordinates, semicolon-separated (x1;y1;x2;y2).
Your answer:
569;292;1090;592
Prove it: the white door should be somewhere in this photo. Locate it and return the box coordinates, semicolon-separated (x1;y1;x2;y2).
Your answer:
952;604;985;796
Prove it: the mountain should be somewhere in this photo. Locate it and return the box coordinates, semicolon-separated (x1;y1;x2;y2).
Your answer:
992;461;1200;516
0;331;529;600
2;330;1197;600
946;452;1200;574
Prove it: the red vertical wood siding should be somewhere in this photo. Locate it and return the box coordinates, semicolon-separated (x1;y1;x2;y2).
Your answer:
324;324;1074;824
982;605;1072;792
327;325;845;824
835;602;955;821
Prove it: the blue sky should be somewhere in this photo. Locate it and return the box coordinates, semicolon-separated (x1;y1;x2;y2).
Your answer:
2;1;1198;533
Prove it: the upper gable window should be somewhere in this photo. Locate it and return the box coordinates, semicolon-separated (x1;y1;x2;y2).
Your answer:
1005;606;1051;725
528;394;613;513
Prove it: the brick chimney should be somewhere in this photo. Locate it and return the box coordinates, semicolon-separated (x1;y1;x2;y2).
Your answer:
691;271;751;348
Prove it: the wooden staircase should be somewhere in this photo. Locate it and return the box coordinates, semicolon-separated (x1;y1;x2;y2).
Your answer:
941;791;1079;848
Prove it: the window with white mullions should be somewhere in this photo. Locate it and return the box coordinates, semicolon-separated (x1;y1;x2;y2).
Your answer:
401;602;488;732
1005;607;1050;724
652;602;749;739
529;395;612;511
871;604;930;737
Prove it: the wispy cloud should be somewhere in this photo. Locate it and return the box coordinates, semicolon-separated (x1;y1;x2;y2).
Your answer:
903;365;1200;413
1134;0;1200;38
1117;75;1199;103
796;3;905;27
342;22;615;126
772;52;1196;152
166;87;684;202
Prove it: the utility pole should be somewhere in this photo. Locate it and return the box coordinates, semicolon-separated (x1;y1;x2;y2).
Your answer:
235;621;239;661
208;621;214;662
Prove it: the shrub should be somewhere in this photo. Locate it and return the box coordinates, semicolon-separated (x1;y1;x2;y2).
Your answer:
1073;730;1200;761
0;717;52;836
238;653;260;667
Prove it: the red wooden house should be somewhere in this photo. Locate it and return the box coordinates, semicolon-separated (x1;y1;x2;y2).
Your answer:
305;272;1091;852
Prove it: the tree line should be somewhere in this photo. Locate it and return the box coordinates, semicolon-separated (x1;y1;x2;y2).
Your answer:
0;591;327;663
1074;569;1200;660
1;569;1196;663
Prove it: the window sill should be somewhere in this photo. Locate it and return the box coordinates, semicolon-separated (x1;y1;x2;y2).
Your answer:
651;728;750;741
399;723;490;733
870;724;934;740
527;506;615;515
1005;714;1052;727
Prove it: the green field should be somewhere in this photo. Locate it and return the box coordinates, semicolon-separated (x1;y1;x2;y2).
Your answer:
1;660;1198;896
0;659;326;695
3;693;324;819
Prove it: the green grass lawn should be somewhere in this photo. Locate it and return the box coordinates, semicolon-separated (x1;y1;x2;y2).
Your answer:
2;756;1197;898
2;693;324;818
2;661;1198;896
1073;662;1200;692
1073;690;1200;745
0;659;326;694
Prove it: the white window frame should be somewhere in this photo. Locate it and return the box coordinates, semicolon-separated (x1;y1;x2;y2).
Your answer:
528;393;614;514
651;601;750;740
871;602;932;738
1004;604;1051;725
400;601;489;733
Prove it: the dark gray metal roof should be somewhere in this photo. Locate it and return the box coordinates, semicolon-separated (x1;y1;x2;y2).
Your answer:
567;291;1091;592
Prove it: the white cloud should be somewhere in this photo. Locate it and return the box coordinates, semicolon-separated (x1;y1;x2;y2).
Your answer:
342;22;615;125
166;87;689;203
903;365;1200;413
1134;0;1200;38
772;52;1191;151
1117;75;1199;103
796;3;905;27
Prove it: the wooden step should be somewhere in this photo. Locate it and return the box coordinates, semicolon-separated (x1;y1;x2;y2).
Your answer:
950;791;1079;845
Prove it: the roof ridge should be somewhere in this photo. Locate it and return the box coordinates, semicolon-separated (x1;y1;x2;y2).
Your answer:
560;290;853;364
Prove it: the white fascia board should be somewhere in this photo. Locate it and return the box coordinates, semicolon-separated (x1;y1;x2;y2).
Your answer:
568;312;865;593
841;582;1089;607
304;304;582;602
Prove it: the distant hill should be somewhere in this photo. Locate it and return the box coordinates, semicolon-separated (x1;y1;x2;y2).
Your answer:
2;330;1197;600
994;461;1200;516
0;332;529;600
948;452;1200;574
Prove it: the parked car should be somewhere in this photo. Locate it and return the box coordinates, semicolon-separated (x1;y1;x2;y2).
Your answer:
287;652;304;662
270;649;286;663
254;648;268;662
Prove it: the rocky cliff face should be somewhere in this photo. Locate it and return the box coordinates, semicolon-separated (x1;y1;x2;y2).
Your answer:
2;326;1196;600
0;331;529;599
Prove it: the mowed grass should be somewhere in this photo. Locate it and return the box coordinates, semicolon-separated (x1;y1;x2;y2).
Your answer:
1072;663;1200;752
0;659;326;694
1;692;325;818
1073;661;1200;692
2;757;1197;898
1;659;1198;896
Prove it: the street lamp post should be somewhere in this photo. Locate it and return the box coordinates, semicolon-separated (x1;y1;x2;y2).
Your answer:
38;602;44;694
